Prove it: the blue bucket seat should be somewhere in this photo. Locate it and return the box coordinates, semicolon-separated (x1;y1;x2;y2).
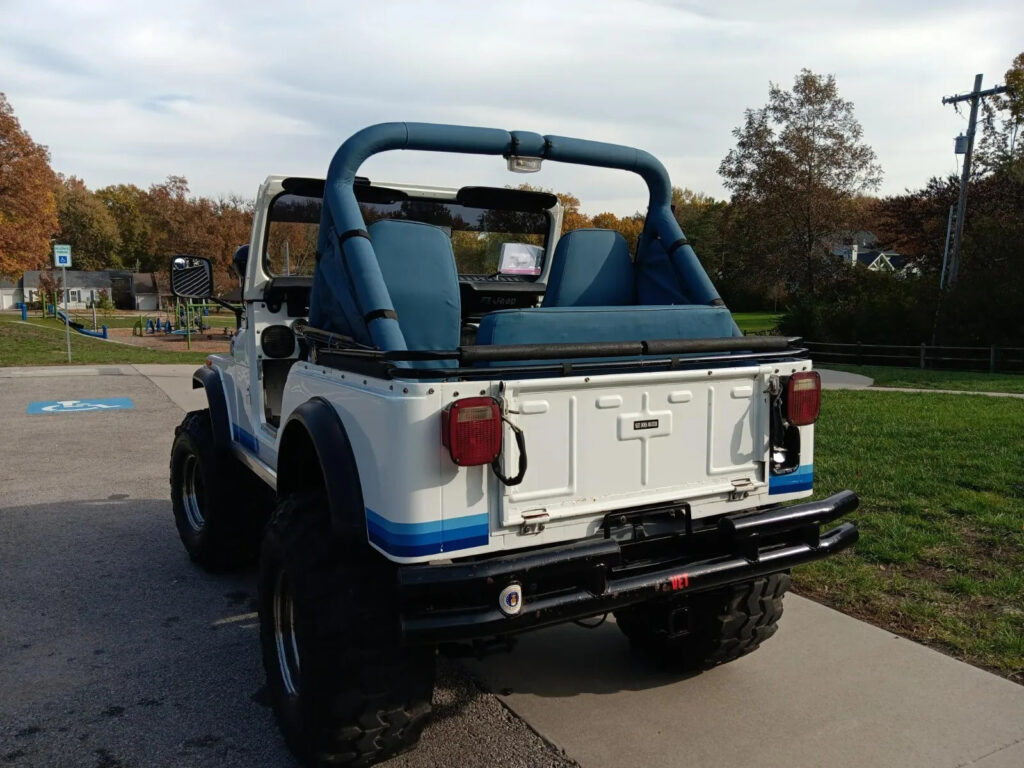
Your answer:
368;219;461;357
542;228;635;307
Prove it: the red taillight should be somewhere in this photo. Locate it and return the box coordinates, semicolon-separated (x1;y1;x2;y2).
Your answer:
785;371;821;426
442;397;502;466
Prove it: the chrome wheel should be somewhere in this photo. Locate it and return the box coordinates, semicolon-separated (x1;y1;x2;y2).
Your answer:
274;570;301;696
181;453;205;532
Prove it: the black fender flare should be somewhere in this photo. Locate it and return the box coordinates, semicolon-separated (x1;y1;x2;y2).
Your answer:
192;366;231;452
277;397;365;540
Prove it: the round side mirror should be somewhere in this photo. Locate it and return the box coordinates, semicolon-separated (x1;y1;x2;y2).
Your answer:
232;244;249;285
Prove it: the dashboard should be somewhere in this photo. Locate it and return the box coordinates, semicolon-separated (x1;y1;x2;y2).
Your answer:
458;274;546;318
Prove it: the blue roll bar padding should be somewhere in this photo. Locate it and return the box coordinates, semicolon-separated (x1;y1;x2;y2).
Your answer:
314;122;723;351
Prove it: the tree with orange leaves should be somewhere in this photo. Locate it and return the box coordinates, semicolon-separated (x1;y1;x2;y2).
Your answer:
0;93;58;278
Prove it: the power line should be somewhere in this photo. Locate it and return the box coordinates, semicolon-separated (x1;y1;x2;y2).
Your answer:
940;74;1007;288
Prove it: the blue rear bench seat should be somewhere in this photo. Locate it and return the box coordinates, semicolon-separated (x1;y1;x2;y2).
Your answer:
474;225;742;363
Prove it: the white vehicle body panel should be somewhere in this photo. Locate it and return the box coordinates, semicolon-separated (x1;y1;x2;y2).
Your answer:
499;366;772;526
204;174;817;566
206;358;818;564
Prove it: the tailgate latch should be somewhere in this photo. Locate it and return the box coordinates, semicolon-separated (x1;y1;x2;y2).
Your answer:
729;478;755;501
520;511;549;536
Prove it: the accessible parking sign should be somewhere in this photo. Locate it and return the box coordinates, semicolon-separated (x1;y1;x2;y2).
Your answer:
54;244;72;268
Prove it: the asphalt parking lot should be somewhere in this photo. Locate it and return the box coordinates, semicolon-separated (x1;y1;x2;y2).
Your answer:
2;364;1023;768
0;366;574;768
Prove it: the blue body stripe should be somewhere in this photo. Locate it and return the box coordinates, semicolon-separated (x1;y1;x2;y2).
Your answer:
769;464;813;495
366;508;488;557
232;424;259;455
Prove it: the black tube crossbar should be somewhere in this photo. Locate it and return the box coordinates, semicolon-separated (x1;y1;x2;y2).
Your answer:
460;335;794;362
298;324;797;363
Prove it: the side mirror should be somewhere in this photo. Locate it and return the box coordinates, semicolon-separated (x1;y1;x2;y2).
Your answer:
232;244;249;285
170;255;213;299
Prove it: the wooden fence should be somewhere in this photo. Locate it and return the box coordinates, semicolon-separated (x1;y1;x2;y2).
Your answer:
802;341;1024;373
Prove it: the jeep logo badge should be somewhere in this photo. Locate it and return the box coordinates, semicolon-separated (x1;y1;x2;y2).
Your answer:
633;419;659;430
498;583;523;616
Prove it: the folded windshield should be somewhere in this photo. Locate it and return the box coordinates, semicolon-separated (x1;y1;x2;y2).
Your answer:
264;187;550;277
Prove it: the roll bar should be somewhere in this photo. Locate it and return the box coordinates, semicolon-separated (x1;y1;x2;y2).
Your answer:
313;122;723;353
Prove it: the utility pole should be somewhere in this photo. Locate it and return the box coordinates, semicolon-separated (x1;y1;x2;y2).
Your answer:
941;74;1007;287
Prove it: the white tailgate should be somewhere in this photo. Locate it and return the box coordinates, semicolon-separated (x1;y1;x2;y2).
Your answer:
499;366;770;526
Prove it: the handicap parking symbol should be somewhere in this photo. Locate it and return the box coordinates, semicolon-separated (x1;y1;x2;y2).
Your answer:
27;398;135;414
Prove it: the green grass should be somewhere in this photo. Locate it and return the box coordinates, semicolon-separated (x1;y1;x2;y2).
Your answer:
795;390;1024;681
27;311;236;330
0;315;209;365
826;363;1024;393
733;312;782;334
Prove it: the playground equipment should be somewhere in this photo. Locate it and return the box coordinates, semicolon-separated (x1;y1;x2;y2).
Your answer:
132;299;228;348
56;308;107;339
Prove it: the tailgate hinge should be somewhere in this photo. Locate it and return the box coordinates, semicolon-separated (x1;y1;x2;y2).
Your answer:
729;477;755;501
519;511;549;536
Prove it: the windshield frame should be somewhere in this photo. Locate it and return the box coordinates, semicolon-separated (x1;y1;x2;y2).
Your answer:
261;182;557;281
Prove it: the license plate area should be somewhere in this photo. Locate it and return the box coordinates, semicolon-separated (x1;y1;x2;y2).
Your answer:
497;368;769;526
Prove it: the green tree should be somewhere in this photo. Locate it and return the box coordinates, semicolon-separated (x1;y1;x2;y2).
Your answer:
96;183;153;270
671;187;729;278
1006;52;1024;120
719;69;882;296
54;175;122;271
0;93;58;278
976;51;1024;177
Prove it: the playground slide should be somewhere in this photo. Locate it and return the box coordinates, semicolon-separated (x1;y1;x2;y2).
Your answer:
57;309;108;339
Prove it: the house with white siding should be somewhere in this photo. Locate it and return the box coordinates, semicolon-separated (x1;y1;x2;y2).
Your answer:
0;279;20;310
18;270;163;310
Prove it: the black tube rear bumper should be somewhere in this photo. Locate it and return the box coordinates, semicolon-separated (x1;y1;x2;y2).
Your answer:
398;491;859;643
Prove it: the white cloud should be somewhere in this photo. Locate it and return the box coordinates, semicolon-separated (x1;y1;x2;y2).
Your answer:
2;0;1021;213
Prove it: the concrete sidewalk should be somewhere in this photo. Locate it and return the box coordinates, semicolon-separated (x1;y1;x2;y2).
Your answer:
869;386;1024;399
818;367;873;389
466;598;1024;768
814;368;1023;398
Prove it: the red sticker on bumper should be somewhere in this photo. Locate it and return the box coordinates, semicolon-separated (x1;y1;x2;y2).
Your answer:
669;573;690;590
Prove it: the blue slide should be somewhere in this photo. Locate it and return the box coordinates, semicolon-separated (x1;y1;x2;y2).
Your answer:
56;309;108;339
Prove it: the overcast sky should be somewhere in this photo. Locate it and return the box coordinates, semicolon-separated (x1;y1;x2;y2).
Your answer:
2;0;1021;214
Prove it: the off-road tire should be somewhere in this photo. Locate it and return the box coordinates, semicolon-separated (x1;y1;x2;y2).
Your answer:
614;572;790;671
169;409;270;570
258;489;434;767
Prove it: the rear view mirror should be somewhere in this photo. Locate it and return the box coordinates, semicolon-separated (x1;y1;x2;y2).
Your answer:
170;255;213;299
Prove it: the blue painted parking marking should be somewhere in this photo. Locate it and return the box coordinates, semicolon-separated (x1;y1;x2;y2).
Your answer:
27;398;135;414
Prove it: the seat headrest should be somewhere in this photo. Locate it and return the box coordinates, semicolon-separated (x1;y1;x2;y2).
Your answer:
368;219;461;360
542;228;634;307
